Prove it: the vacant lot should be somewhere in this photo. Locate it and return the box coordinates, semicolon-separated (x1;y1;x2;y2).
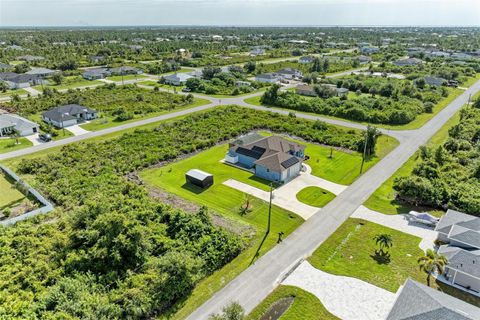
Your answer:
0;172;24;209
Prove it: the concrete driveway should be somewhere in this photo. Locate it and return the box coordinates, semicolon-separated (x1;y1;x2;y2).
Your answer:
25;133;45;146
282;261;396;320
65;125;90;136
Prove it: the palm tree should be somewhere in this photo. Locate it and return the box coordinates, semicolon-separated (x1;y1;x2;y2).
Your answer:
373;234;393;252
418;249;448;286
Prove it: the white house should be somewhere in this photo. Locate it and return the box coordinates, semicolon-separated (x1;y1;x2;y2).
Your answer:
42;104;98;128
163;73;194;86
0;114;39;137
255;73;280;84
274;68;303;80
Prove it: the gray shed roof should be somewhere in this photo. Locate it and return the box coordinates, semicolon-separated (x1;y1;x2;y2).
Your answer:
386;278;480;320
186;169;212;181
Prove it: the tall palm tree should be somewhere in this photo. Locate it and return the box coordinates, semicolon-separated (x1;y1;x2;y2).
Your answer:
373;234;393;252
418;249;448;286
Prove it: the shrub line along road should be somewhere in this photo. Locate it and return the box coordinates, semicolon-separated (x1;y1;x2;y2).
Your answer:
187;80;480;319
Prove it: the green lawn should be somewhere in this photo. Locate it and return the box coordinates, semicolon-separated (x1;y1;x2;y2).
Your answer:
0;89;29;98
296;186;335;207
246;285;339;320
105;74;148;82
0;137;33;154
308;218;480;306
141;145;304;319
0;172;25;209
364;111;461;215
33;76;102;91
80;97;210;131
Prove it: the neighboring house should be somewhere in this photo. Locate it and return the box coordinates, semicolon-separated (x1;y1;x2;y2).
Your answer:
428;51;451;58
4;45;23;51
393;58;423;67
357;55;372;64
225;133;305;183
163;73;193;86
451;52;473;60
82;68;111;80
386;278;480;320
108;66;143;76
0;72;44;89
16;55;45;62
422;76;446;87
299;56;315;64
255;73;280;84
360;46;380;55
42;104;98;128
0;62;12;71
437;245;480;294
320;84;349;97
25;67;56;78
89;55;105;63
296;84;317;97
275;68;303;80
434;209;480;248
0;113;39;137
235;80;251;87
250;48;265;56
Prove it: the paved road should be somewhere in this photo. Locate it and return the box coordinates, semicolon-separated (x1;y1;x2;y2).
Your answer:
186;79;480;319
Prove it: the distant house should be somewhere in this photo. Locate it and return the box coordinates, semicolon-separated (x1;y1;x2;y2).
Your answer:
0;72;44;89
25;67;56;78
89;55;105;63
82;68;111;80
255;73;280;84
386;278;480;320
451;52;473;60
320;84;349;97
108;66;143;76
235;80;251;87
435;209;480;248
225;133;305;183
163;73;193;86
393;58;423;67
422;76;446;87
295;84;317;97
357;55;372;64
250;48;265;56
16;55;45;62
4;45;23;51
274;68;303;80
360;46;380;55
185;169;213;189
212;35;223;41
299;56;315;64
0;114;39;137
0;62;12;71
42;104;98;128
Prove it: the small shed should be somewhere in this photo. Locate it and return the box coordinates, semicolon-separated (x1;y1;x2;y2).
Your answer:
185;169;214;188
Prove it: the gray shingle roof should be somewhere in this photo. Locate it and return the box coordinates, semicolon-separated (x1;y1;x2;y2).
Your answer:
42;104;97;123
445;248;480;279
386;279;480;320
0;114;38;132
435;209;480;235
449;225;480;249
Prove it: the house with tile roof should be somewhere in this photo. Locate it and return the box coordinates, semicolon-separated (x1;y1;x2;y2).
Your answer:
225;133;305;183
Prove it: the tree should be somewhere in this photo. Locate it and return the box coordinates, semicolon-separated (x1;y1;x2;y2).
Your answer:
244;61;256;73
362;125;381;156
14;63;29;73
202;66;221;80
373;234;393;252
260;84;280;105
322;59;330;72
0;81;8;92
418;249;448;286
209;302;244;320
52;73;63;85
310;57;322;72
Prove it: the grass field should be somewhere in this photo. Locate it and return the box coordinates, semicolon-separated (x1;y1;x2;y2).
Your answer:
308;218;480;306
0;88;29;98
296;186;336;207
364;110;461;215
0;172;25;209
246;285;339;320
105;74;148;82
33;76;102;91
80;97;211;131
142;145;304;319
0;137;33;154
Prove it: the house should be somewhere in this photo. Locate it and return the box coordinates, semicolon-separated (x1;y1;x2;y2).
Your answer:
320;84;349;97
235;80;251;87
437;245;480;294
211;35;223;41
299;56;315;64
360;46;380;55
163;73;193;86
25;67;56;78
0;114;39;137
0;62;12;71
89;55;105;63
16;55;45;62
0;72;44;89
185;169;213;188
250;48;265;56
255;73;280;84
296;84;317;97
108;66;143;76
82;68;111;80
386;278;480;320
42;104;98;128
357;55;372;64
422;76;446;87
274;68;303;80
225;133;305;183
434;209;480;249
4;45;23;51
393;58;423;67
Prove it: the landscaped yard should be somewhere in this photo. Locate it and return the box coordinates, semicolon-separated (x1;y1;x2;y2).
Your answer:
105;74;148;82
0;137;33;154
296;186;335;207
308;218;480;306
33;75;102;91
246;285;339;320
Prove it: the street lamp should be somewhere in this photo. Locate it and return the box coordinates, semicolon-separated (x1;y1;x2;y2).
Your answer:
266;183;274;235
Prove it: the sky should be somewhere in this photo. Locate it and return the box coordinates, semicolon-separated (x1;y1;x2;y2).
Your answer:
0;0;479;27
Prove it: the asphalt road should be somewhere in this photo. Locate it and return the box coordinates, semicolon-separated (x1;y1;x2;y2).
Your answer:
186;80;480;319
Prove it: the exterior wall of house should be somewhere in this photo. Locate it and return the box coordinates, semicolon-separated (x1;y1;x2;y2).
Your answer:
436;232;449;243
236;153;257;168
17;125;39;136
446;267;480;293
42;116;78;128
255;77;278;84
255;165;281;182
165;79;181;86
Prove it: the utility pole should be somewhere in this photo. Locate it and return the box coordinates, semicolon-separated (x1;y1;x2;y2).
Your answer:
360;131;368;174
266;183;273;235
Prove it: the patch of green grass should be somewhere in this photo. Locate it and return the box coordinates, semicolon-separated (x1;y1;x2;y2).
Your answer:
80;98;210;131
0;172;25;208
0;89;29;98
105;74;148;82
296;186;335;207
137;81;187;92
33;76;102;91
246;285;339;320
308;218;480;306
364;111;461;215
244;95;263;106
140;145;304;319
27;113;74;141
0;137;33;154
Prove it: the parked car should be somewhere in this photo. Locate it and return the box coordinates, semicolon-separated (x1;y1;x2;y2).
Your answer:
39;133;52;142
182;87;191;92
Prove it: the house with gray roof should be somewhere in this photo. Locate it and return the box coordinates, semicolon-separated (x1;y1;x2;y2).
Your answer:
299;56;315;64
274;68;303;80
25;67;56;77
0;62;12;71
82;68;111;80
393;57;423;67
225;133;305;183
435;209;480;249
162;73;193;86
422;76;447;87
108;66;143;76
438;245;480;294
16;55;45;62
0;72;44;89
42;104;98;128
386;278;480;320
0;114;39;137
255;73;281;84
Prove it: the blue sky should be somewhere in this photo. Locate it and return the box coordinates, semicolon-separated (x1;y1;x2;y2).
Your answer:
1;0;479;27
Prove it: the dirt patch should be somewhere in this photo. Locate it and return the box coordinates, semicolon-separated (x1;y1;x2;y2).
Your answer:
260;296;295;320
